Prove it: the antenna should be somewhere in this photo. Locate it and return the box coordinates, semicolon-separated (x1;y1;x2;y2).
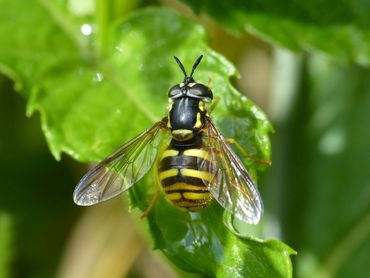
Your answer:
190;55;203;77
173;56;187;77
174;55;204;84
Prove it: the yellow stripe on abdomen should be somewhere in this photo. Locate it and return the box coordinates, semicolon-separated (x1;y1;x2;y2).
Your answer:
164;182;207;192
167;192;182;200
159;169;178;181
161;149;179;159
180;168;213;182
183;192;211;200
183;149;211;161
158;140;213;211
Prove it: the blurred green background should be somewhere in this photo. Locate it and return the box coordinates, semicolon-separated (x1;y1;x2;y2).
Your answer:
1;0;370;277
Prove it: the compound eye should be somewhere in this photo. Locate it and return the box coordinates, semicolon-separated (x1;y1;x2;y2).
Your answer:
188;83;213;100
168;84;182;98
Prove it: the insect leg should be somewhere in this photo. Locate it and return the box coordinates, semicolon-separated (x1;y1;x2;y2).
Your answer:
207;76;213;88
225;137;272;165
208;96;220;114
140;186;161;219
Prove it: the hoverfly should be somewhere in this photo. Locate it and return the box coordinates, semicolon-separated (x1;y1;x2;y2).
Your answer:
74;55;264;224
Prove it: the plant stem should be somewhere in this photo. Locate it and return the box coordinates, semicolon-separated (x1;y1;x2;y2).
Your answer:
95;0;110;55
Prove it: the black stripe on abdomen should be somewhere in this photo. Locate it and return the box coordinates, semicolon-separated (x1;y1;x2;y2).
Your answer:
158;144;214;211
161;175;207;188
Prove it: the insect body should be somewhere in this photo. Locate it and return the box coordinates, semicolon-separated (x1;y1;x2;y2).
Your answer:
158;136;214;211
74;55;263;224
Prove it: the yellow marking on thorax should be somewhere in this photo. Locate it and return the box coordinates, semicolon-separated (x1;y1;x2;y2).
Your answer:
183;192;211;200
183;149;211;161
164;182;206;192
172;129;194;141
172;129;192;135
180;169;213;182
198;100;205;112
194;112;202;129
161;149;179;159
159;169;178;181
167;101;173;128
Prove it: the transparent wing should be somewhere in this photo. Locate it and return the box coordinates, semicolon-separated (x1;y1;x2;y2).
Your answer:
199;118;263;224
73;119;168;206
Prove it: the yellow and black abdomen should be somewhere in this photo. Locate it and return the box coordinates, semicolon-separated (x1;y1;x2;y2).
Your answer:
157;138;213;211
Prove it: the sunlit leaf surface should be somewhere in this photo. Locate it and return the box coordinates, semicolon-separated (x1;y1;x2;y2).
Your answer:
0;1;295;277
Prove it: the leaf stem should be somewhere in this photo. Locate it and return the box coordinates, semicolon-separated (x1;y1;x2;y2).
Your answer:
0;213;13;278
316;209;370;277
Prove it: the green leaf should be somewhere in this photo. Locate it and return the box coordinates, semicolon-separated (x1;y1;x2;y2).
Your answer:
108;9;293;277
219;238;295;278
179;0;370;67
0;0;79;95
130;185;295;277
0;1;294;276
